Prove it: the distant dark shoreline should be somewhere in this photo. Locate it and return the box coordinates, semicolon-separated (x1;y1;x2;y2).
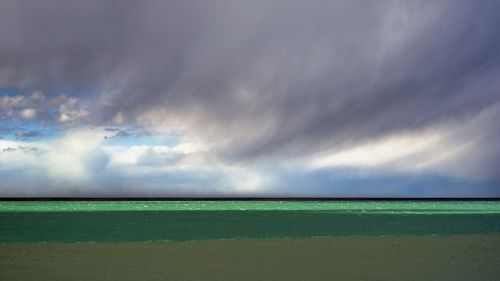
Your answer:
1;197;499;201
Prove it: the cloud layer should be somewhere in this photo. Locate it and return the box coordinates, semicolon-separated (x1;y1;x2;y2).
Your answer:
0;0;499;196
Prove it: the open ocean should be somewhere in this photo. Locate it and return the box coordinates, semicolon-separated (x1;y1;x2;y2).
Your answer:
1;200;500;280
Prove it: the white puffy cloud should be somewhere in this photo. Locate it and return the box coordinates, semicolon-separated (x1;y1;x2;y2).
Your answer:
0;140;42;168
41;129;109;183
0;127;271;195
20;108;37;119
305;105;500;181
0;91;44;111
58;97;89;123
0;91;88;124
310;130;446;169
1;129;109;185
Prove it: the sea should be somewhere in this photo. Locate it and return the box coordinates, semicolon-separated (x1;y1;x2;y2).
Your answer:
1;200;499;281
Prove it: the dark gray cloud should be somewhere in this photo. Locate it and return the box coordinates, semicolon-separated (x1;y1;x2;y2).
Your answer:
0;126;41;139
1;1;499;170
17;146;48;156
104;126;183;139
1;145;46;155
15;130;42;139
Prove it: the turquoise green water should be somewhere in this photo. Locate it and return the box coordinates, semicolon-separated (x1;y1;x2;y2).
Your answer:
1;201;499;243
1;200;500;213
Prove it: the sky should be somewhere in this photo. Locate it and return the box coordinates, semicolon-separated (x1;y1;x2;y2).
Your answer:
0;0;499;197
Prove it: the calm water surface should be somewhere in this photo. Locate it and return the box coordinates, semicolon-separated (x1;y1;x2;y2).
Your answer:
1;201;499;243
1;200;499;213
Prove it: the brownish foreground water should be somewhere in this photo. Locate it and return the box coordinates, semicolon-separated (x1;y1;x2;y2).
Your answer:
1;234;499;281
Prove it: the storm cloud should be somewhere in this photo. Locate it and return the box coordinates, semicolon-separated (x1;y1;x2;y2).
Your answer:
1;0;499;196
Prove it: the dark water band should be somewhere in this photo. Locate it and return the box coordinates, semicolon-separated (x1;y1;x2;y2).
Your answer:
2;211;500;243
